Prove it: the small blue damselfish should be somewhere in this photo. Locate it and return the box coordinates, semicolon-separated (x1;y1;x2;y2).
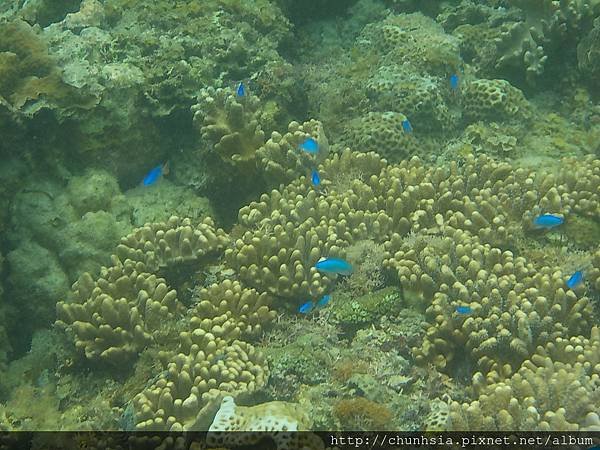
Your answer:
299;137;319;154
533;214;564;229
566;270;583;289
456;305;472;314
402;119;413;133
315;258;353;276
298;301;314;314
315;294;331;308
236;81;246;97
450;74;459;90
311;169;321;187
143;162;168;186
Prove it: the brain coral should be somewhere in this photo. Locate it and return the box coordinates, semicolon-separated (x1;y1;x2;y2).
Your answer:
345;112;420;162
461;79;531;122
207;396;323;449
359;13;461;76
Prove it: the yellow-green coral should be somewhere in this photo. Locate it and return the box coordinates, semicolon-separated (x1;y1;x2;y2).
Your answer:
115;216;230;272
449;328;600;431
256;119;329;188
190;280;277;341
192;87;265;168
133;330;268;431
56;259;183;364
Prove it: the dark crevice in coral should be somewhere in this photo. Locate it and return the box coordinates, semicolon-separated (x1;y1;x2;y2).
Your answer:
276;0;360;27
22;0;82;28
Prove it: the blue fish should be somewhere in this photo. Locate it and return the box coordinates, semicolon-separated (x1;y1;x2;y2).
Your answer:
143;162;168;186
402;119;413;133
566;270;584;289
298;301;314;314
450;74;459;90
533;214;564;229
299;137;319;154
315;258;353;276
456;305;472;314
236;81;246;97
311;169;321;187
315;294;331;308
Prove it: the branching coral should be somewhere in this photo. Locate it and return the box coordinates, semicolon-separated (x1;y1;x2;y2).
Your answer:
115;216;229;273
256;119;329;188
133;330;268;431
449;327;600;431
190;280;277;341
56;258;183;364
192;87;266;170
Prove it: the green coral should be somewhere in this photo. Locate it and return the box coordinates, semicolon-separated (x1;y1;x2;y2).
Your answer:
331;287;403;334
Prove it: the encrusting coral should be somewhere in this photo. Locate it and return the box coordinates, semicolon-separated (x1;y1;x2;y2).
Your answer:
207;395;323;449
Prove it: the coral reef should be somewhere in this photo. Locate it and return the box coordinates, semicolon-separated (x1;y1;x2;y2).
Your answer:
125;181;214;227
333;397;393;430
330;287;404;334
190;280;277;341
57;216;229;364
346;112;422;162
449;327;600;431
133;331;268;431
445;0;600;86
56;260;183;365
207;396;323;449
0;19;83;116
5;169;133;353
3;0;600;435
256;119;329;188
461;79;531;122
115;216;229;273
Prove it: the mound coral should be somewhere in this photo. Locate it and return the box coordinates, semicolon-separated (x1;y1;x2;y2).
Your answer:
207;396;323;449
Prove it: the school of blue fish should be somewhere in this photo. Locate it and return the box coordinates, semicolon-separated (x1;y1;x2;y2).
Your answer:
143;84;588;320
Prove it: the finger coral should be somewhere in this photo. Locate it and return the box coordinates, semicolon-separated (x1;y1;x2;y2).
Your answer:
449;328;600;431
56;258;183;364
190;280;277;341
115;216;230;273
133;331;268;431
